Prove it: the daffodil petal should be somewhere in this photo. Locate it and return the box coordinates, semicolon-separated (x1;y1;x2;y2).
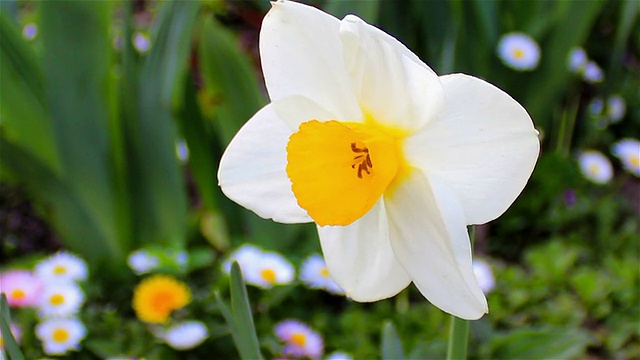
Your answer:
339;15;443;130
261;0;361;122
317;200;411;301
386;171;487;320
218;104;312;224
405;74;540;225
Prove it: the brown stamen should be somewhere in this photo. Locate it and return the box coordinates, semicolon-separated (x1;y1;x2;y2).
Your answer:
351;142;373;178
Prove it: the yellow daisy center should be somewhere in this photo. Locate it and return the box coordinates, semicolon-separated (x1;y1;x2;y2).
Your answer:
50;294;65;306
53;265;67;275
630;155;639;167
261;268;277;283
11;289;26;300
513;48;525;59
291;333;306;346
320;267;329;278
286;119;406;226
588;163;601;175
52;328;69;343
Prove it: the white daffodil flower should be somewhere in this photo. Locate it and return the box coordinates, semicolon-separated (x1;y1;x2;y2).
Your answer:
218;0;539;320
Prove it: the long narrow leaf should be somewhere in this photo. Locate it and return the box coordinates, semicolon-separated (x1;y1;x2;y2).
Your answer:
40;1;124;265
229;262;264;360
0;12;58;170
127;0;200;248
1;294;25;360
381;320;405;360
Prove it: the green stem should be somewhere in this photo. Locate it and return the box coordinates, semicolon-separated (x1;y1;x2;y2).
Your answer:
446;316;469;360
445;226;475;360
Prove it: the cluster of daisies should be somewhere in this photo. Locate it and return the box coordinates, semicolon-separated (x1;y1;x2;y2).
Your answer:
127;248;209;351
222;244;345;295
272;319;353;360
0;251;88;356
496;32;605;85
578;139;640;185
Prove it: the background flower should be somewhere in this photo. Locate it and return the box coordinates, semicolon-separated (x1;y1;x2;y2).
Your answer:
497;32;541;70
612;139;640;177
38;282;85;318
35;317;87;356
299;254;344;295
0;270;42;308
275;319;324;359
128;249;160;275
578;150;613;184
472;259;496;294
162;321;209;350
132;275;191;323
35;251;88;283
245;251;295;289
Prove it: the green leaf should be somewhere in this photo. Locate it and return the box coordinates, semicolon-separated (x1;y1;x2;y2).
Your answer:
324;0;381;23
229;262;264;360
489;327;591;359
199;16;266;144
0;11;59;172
381;320;405;360
127;0;200;247
1;294;25;360
213;263;263;360
524;0;606;131
40;1;124;264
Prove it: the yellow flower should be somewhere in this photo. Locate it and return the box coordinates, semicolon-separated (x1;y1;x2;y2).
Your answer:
132;275;191;324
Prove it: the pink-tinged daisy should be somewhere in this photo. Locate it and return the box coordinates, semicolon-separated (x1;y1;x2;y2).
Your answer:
299;254;344;295
0;270;42;308
35;251;88;283
275;319;323;359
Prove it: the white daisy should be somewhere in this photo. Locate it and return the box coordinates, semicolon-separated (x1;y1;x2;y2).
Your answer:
582;61;604;83
578;150;613;184
38;282;85;318
246;252;295;289
472;259;495;294
35;251;88;283
612;139;640;177
127;249;160;275
132;31;151;53
497;32;540;71
221;244;264;275
275;319;323;359
35;317;87;356
567;47;587;73
162;321;209;350
326;351;353;360
22;23;38;40
606;95;626;123
299;254;344;295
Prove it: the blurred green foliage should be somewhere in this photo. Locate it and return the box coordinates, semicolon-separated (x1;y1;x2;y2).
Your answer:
1;0;638;359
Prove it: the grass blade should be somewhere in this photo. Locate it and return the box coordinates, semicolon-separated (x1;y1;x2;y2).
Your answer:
1;294;25;360
229;262;264;360
381;320;405;360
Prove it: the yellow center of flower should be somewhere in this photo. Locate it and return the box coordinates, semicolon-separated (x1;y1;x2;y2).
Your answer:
588;163;600;175
513;48;524;59
261;268;277;283
50;294;65;306
53;265;67;275
630;156;639;168
52;328;69;343
11;289;26;300
286;119;406;226
320;267;329;278
291;333;306;346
